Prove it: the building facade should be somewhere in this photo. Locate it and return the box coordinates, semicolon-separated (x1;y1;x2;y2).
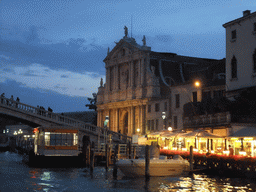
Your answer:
223;10;256;98
97;27;224;137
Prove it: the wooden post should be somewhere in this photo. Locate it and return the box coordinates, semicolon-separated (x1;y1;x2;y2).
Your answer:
113;144;118;178
105;144;109;170
145;145;150;179
207;139;210;154
90;146;94;175
133;146;136;159
128;142;131;159
117;144;120;160
190;145;193;172
87;143;91;168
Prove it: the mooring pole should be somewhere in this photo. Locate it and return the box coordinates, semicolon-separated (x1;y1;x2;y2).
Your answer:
105;144;109;170
90;145;94;175
128;142;131;159
145;145;150;180
190;145;193;172
113;144;118;178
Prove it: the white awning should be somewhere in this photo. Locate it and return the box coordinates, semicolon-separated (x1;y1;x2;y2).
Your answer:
229;127;256;137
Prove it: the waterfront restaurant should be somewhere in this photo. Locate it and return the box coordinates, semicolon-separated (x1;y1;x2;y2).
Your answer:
155;127;256;158
228;127;256;157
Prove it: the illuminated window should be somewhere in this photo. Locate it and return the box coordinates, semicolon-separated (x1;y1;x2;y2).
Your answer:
45;132;77;146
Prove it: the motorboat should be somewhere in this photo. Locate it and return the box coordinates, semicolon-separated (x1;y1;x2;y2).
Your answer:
117;155;190;177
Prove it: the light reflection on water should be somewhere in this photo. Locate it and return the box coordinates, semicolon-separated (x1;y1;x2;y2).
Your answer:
0;151;256;192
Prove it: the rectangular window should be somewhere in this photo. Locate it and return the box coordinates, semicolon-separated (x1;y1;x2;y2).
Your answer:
173;116;177;129
148;105;151;113
231;57;237;79
164;102;168;111
155;103;160;112
151;120;154;130
175;94;180;108
45;132;77;146
254;22;256;31
202;91;211;101
213;90;224;98
192;92;197;102
156;119;159;130
147;120;150;131
231;30;236;39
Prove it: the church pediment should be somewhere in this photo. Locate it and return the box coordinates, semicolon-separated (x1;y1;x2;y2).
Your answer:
104;39;142;62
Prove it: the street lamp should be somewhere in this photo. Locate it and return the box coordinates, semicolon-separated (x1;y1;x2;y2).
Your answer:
195;81;200;87
104;116;109;144
168;127;173;131
162;112;166;130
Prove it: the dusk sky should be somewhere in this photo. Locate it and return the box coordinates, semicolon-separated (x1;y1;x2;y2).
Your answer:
0;0;255;113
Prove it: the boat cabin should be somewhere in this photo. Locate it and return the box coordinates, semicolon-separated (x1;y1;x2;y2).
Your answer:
34;126;79;156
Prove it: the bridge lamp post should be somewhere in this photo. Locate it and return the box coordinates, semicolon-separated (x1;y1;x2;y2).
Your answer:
162;112;166;130
104;116;109;144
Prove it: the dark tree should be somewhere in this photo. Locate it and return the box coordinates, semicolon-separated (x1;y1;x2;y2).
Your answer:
85;93;97;111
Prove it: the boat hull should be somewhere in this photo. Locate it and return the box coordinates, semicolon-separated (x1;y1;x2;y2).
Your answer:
117;158;190;177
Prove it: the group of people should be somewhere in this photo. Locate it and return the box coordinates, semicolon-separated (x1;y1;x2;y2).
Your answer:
1;93;20;107
36;105;53;117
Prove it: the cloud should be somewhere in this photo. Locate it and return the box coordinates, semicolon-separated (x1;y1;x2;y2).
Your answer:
0;62;105;97
0;80;91;113
0;54;12;60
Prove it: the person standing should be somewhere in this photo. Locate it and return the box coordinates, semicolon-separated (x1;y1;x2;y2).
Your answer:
229;145;234;156
10;95;14;106
1;93;5;104
16;97;20;108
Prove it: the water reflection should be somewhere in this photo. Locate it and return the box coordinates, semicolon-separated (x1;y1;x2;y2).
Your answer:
1;151;256;191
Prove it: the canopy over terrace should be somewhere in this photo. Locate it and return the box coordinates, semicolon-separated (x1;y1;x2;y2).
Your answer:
228;127;256;156
179;129;224;153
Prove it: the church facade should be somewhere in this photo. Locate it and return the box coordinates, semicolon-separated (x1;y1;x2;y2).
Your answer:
96;27;225;137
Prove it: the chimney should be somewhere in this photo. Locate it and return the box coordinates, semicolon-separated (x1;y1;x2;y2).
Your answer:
243;10;251;17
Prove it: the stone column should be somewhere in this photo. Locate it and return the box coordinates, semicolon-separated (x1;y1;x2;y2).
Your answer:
97;110;101;127
128;107;132;136
139;105;142;134
114;65;118;91
138;59;142;86
131;106;135;135
116;108;119;132
106;67;110;91
141;57;146;87
142;105;146;134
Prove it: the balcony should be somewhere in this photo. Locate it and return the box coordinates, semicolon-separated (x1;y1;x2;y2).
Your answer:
183;112;231;129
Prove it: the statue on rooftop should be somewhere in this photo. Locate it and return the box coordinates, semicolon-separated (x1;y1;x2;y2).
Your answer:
124;26;128;37
107;47;110;55
142;35;146;46
100;78;103;87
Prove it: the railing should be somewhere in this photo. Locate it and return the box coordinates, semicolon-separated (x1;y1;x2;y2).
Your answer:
94;143;142;158
183;112;231;129
0;96;132;143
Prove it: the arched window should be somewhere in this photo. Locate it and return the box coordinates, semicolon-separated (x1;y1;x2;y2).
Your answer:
231;56;237;79
253;49;256;72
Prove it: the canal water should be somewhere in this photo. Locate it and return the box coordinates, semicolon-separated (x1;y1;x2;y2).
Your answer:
0;151;256;192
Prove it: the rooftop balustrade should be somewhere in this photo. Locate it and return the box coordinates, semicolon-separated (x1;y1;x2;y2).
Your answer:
183;112;231;129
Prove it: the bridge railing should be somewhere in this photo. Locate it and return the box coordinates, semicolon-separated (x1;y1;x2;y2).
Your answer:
0;96;132;143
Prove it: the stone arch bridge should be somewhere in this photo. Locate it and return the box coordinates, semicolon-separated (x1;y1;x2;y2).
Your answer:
0;96;131;146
